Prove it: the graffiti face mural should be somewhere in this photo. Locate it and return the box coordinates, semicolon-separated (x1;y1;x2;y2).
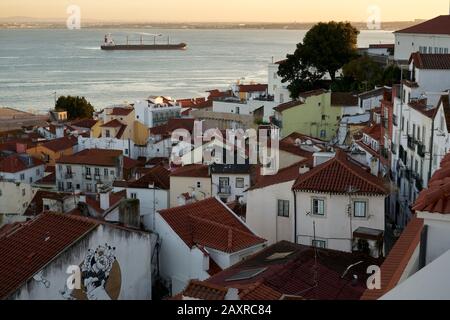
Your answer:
61;244;121;300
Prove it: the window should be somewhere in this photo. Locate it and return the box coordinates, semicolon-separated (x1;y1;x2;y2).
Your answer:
312;198;325;216
105;130;111;138
110;170;115;176
320;130;326;138
66;165;72;174
22;189;26;196
36;169;40;176
125;149;129;155
86;183;92;192
312;239;327;249
76;184;80;190
321;115;326;120
277;200;289;217
236;178;245;188
197;181;201;188
104;168;109;177
131;193;137;199
86;167;91;176
353;201;367;218
95;168;100;176
20;173;25;181
67;182;72;190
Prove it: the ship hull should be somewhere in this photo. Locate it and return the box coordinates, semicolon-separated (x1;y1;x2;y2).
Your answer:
101;43;187;50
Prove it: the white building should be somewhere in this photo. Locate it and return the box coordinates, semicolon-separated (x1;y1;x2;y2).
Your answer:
292;150;388;256
155;197;266;295
0;180;35;225
0;154;45;184
134;96;181;128
391;53;450;227
0;212;155;300
210;164;251;204
78;135;136;158
113;165;170;231
246;162;310;245
268;60;291;105
56;149;124;193
394;15;450;62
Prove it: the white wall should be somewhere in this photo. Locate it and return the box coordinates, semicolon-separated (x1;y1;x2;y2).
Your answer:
155;213;210;295
246;180;295;245
211;173;250;203
0;181;35;225
395;33;450;61
295;192;386;252
10;224;154;300
0;165;45;185
78;136;135;158
126;187;169;231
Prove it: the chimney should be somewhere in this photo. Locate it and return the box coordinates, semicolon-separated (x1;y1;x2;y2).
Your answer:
99;186;112;211
119;199;140;229
313;152;335;167
55;124;64;138
299;164;310;174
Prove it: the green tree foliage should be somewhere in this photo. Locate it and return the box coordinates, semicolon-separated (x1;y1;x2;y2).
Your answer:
342;54;383;91
55;96;95;120
278;21;359;98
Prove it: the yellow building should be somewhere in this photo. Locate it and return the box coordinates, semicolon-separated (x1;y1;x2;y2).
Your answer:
26;136;78;165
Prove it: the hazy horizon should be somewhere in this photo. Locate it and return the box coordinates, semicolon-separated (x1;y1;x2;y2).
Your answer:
0;0;449;23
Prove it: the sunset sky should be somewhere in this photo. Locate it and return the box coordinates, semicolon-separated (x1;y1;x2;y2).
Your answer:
0;0;449;22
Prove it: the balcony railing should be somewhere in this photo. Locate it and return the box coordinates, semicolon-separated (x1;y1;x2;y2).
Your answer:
417;142;426;158
407;135;416;150
393;115;398;127
218;185;232;195
65;172;73;179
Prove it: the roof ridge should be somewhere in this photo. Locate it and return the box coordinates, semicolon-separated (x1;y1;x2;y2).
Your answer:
292;154;337;190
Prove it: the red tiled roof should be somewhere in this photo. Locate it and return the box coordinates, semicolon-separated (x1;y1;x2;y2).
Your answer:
182;280;229;300
369;44;395;49
299;89;328;99
34;172;56;185
150;118;196;135
57;149;122;167
205;241;383;300
85;190;126;214
101;119;124;128
158;198;265;253
292;149;389;195
249;161;310;191
409;52;450;70
0;154;45;173
361;123;382;141
361;217;424;300
40;136;77;152
408;98;438;119
71;119;98;129
331;92;358;106
0;213;99;299
273;100;303;113
128;165;170;190
238;84;268;93
24;191;74;216
123;156;142;170
115;124;127;139
413;149;450;214
395;15;450;35
109;107;134;116
171;164;210;178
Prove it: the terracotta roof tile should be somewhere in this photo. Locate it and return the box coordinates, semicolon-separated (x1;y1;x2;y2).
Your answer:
292;149;389;195
128;165;170;190
238;84;268;93
70;119;98;129
0;213;98;299
101;119;124;128
57;149;122;167
0;154;45;173
395;15;450;35
39;136;77;152
274;100;303;113
158;198;265;253
109;107;134;116
182;280;228;300
249;161;310;191
170;164;210;178
409;52;450;70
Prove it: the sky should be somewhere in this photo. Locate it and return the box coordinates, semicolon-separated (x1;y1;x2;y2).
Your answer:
0;0;449;23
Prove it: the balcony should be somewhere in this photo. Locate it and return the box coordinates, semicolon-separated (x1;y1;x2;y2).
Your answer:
218;185;232;195
393;115;398;127
417;143;426;158
380;147;389;159
65;172;73;179
415;176;423;191
407;135;416;150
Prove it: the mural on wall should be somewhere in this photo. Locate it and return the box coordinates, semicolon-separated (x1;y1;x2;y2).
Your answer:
61;244;122;300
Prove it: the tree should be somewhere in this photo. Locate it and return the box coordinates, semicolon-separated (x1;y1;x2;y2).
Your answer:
277;44;324;99
381;64;402;87
342;54;383;91
301;22;359;81
55;96;95;120
278;21;359;98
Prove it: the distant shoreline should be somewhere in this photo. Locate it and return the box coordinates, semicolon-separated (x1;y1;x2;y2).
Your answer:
0;21;420;31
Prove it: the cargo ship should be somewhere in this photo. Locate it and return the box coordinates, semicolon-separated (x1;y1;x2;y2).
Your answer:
101;33;187;51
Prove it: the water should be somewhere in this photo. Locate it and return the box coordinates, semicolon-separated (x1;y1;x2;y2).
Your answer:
0;28;394;112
